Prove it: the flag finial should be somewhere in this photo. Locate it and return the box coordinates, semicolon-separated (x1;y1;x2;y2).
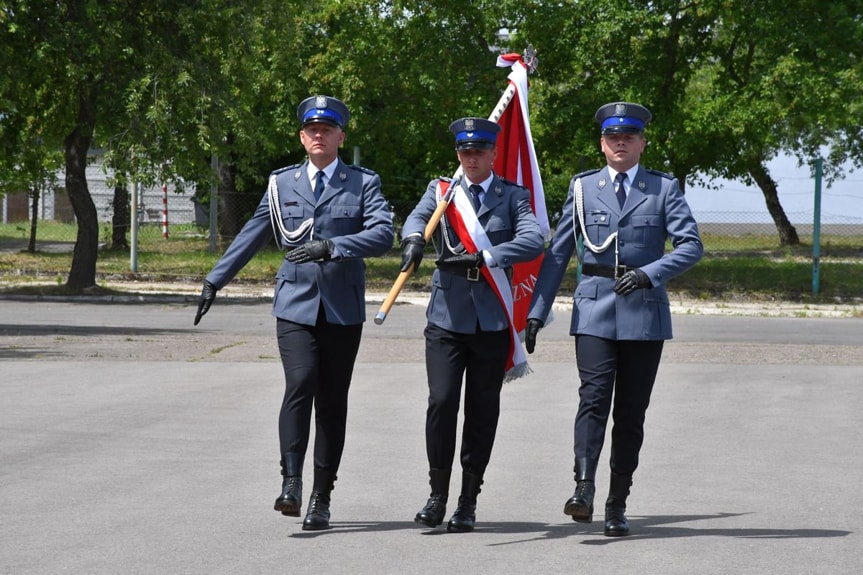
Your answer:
523;45;538;74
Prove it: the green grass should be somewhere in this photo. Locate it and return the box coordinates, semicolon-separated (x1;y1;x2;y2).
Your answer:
1;221;862;302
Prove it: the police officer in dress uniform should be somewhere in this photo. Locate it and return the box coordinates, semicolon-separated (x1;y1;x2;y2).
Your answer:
525;102;703;536
400;117;544;533
193;95;394;531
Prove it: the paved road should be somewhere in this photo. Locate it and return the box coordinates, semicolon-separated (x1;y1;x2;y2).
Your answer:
1;298;861;574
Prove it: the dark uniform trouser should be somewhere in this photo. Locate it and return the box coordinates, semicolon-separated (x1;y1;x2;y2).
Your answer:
276;307;362;472
423;323;509;475
574;335;664;476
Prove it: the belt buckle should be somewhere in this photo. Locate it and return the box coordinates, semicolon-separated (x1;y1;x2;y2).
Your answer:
466;267;480;282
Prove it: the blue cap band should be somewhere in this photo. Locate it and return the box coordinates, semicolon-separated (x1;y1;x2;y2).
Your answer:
303;108;343;126
601;116;645;132
455;130;498;143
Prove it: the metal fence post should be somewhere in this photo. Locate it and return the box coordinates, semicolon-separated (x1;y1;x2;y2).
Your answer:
812;158;822;295
130;180;138;272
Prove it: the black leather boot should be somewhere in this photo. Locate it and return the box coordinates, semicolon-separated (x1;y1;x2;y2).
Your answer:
604;472;632;537
563;457;597;522
302;469;336;531
447;471;483;533
273;452;303;517
414;468;451;528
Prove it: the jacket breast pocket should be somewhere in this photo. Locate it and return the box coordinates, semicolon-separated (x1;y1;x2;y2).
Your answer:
484;214;514;243
585;211;611;245
632;214;663;247
331;204;362;234
282;205;311;229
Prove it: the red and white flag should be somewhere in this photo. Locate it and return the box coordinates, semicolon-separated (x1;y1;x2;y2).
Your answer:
493;53;549;335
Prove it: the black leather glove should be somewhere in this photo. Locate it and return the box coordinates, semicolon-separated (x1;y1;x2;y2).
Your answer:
525;318;543;354
613;268;651;296
194;280;217;325
435;252;483;270
400;236;426;272
285;239;334;264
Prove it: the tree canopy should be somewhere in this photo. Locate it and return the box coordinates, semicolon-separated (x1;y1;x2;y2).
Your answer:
1;0;861;288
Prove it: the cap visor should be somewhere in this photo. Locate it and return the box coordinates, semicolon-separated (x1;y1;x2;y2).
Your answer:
303;118;341;128
602;126;643;134
455;141;495;150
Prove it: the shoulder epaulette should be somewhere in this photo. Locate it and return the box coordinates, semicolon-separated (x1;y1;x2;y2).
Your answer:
646;168;675;180
347;164;377;176
499;177;529;191
271;164;302;176
570;168;601;181
438;176;453;183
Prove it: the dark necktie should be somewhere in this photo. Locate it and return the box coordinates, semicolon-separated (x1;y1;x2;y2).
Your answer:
314;171;325;201
615;173;627;208
469;184;483;212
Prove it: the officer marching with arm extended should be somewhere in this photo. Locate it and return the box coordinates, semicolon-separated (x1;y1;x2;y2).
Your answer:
525;102;703;536
400;117;544;533
193;95;394;531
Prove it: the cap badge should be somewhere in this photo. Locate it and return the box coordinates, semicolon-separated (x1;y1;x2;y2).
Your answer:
615;103;627;116
315;95;327;108
464;118;475;131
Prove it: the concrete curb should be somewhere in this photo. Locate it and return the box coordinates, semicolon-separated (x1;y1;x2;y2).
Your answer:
2;280;859;318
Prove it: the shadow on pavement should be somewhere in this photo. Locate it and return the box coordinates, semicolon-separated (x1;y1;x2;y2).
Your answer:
291;513;853;544
0;323;199;337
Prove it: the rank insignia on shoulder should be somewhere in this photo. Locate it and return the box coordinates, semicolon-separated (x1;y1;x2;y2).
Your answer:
646;168;675;180
271;164;301;177
347;164;376;176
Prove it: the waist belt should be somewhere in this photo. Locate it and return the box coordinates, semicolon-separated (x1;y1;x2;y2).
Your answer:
581;263;635;279
443;266;513;282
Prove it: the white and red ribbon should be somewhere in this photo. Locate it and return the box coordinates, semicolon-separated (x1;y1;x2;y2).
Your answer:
438;180;529;382
493;55;551;336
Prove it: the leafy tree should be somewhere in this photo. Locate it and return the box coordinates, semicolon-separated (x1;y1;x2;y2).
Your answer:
0;3;64;251
698;0;863;245
1;1;174;288
277;1;515;221
507;0;863;243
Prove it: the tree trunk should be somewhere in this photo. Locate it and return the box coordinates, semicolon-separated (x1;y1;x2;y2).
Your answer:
64;88;99;290
748;161;800;246
217;157;241;238
111;182;129;250
27;184;40;253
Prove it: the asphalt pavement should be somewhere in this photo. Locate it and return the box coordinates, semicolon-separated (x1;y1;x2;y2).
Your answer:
1;293;862;574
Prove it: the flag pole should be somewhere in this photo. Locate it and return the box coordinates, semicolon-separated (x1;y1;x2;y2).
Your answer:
373;83;520;325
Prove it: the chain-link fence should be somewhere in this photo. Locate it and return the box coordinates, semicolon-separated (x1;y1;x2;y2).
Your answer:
2;188;862;253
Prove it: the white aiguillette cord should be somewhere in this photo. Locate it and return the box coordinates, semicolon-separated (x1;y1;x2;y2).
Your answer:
574;177;619;270
267;174;315;246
